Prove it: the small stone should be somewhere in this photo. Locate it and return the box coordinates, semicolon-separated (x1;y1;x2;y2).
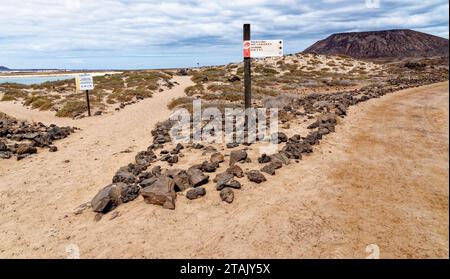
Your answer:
226;165;244;178
247;170;267;184
173;170;191;191
49;146;58;152
220;188;234;203
16;144;37;155
271;132;288;143
141;176;177;210
201;161;219;173
113;171;136;184
135;150;157;166
260;161;282;176
226;143;239;149
270;152;290;165
258;154;271;164
186;187;206;200
167;155;179;164
187;168;209;187
94;213;103;222
214;172;242;191
210;152;224;164
229;150;247;166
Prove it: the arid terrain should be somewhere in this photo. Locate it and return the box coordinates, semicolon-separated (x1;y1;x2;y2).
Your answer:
0;0;448;262
0;71;448;258
0;29;449;259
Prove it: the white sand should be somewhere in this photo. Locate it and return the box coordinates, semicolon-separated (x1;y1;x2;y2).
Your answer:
0;81;448;258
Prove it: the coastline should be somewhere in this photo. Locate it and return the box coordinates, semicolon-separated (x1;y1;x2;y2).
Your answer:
0;71;122;79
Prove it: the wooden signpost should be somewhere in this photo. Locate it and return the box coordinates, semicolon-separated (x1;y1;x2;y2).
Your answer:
243;24;283;109
243;24;252;109
75;73;94;116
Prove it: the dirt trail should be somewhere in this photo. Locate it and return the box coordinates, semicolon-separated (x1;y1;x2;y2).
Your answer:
0;81;448;259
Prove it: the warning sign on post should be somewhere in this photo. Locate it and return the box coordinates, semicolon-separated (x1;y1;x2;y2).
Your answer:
243;40;283;58
76;73;95;91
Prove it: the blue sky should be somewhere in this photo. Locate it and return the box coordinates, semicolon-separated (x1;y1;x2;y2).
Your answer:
0;0;448;69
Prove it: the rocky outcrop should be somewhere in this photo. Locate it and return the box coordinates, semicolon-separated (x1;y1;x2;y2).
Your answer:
304;29;449;59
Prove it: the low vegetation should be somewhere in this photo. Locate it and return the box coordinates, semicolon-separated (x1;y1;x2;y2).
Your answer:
0;70;174;117
166;53;386;110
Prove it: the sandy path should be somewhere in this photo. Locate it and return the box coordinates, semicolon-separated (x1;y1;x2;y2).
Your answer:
0;81;448;259
0;76;194;257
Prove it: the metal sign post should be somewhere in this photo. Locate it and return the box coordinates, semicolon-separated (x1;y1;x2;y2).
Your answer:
85;90;91;116
243;24;284;109
76;73;95;117
243;24;251;110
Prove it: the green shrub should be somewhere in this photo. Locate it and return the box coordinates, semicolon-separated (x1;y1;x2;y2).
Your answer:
56;101;87;117
167;97;192;110
1;94;17;101
185;84;204;96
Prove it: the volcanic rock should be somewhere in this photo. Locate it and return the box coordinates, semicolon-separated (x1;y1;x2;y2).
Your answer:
139;177;158;188
215;172;241;190
16;144;37;155
135;150;157;166
270;152;290;165
228;76;241;82
261;161;282;176
91;182;138;213
187;168;209;187
210;152;224;164
271;132;288;143
258;153;271;164
186;187;206;200
229;149;247;166
246;170;267;184
201;161;219;173
220;188;234;203
173;170;191;191
112;171;136;184
141;176;177;210
226;165;244;178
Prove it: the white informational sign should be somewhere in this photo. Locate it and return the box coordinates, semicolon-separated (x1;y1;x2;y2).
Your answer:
76;73;94;91
243;40;283;58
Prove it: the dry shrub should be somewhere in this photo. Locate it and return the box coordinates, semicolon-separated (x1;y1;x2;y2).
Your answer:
56;100;87;117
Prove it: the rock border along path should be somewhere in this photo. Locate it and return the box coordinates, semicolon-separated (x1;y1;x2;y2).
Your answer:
87;72;449;214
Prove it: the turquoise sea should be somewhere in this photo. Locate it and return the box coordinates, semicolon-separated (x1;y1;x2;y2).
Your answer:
0;75;76;85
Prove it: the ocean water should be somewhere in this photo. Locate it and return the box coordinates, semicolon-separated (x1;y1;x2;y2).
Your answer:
0;75;76;85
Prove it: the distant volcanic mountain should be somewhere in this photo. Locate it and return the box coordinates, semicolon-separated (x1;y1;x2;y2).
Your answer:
0;66;10;71
303;29;449;59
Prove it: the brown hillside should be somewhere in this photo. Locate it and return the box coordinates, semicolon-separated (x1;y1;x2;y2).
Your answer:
303;29;449;59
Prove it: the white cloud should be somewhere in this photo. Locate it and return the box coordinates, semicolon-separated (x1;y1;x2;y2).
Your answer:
0;0;447;68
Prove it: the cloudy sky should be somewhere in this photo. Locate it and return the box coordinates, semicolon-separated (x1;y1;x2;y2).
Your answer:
0;0;448;69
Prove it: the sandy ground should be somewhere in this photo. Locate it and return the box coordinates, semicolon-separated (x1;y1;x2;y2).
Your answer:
0;80;448;259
